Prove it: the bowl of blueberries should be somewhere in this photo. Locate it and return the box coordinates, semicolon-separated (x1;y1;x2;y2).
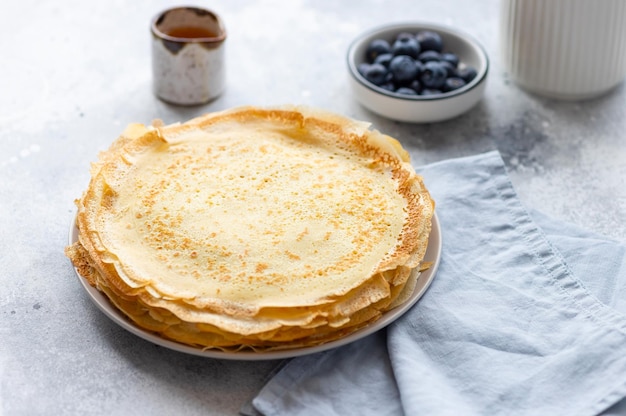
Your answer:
347;22;489;123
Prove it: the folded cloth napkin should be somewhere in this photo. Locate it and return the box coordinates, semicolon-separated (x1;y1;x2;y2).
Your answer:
244;151;626;416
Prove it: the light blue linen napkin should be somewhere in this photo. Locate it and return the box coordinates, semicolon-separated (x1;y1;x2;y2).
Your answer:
247;151;626;416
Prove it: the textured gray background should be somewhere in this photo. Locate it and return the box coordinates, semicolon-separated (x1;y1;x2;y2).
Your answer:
1;0;625;414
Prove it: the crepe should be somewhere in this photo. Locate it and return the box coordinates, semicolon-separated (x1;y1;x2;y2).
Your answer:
65;106;434;351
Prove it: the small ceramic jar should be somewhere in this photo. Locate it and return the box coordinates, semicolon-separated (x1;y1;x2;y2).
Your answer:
151;7;227;105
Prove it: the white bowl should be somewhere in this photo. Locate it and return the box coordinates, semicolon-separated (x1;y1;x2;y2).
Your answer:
347;22;489;123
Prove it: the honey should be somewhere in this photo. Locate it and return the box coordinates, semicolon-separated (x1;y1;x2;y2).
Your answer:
166;26;219;39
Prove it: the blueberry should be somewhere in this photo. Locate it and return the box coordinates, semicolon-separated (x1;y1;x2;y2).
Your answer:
395;87;418;96
457;66;478;83
379;82;396;92
396;32;415;41
416;30;443;52
420;61;447;89
391;37;421;58
373;53;394;67
439;60;457;77
420;88;443;96
414;59;425;74
389;55;419;85
357;63;370;77
441;53;459;67
442;77;467;92
417;50;441;63
366;39;391;62
361;63;388;86
409;79;423;94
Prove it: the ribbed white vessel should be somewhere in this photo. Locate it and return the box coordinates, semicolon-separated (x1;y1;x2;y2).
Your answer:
500;0;626;100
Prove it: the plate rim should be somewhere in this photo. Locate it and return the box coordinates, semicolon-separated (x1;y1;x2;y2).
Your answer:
68;211;441;360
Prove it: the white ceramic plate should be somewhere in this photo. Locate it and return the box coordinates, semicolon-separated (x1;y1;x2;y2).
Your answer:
68;212;441;360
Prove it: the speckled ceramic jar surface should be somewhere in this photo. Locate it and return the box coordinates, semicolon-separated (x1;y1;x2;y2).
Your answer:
151;7;226;105
500;0;626;100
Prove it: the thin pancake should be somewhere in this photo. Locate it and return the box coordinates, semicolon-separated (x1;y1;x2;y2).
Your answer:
66;105;434;350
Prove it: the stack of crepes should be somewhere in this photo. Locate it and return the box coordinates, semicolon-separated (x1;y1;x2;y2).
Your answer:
65;106;435;352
